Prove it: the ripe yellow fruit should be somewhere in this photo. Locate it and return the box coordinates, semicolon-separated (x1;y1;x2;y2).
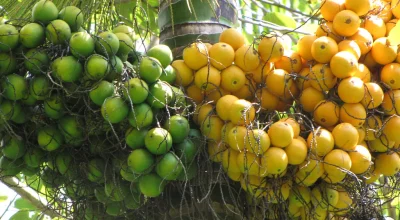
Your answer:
221;121;235;144
232;77;256;100
219;28;245;51
363;16;386;40
207;141;227;162
200;115;224;142
311;36;338;63
345;0;371;15
194;65;221;92
307;128;335;157
364;171;381;184
382;89;400;115
375;152;400;176
313;100;340;128
284;82;299;101
288;185;311;207
382;115;400;143
337;40;361;59
364;115;383;141
349;28;373;55
250;62;273;84
357;127;366;144
256;88;279;112
349;28;374;55
216;95;238;121
220;65;246;92
258;35;285;63
339;103;367;127
315;21;342;43
285;138;308;165
332;10;360;37
265;69;294;98
288;202;301;218
332;123;359;151
386;19;398;36
296;35;317;61
337;76;365;103
323;149;352;179
368;136;395;152
299;87;325;113
392;0;400;19
329;190;353;215
182;43;208;70
321;170;347;183
354;63;371;83
320;0;345;21
204;43;212;51
267;121;294;148
381;63;400;89
204;87;230;103
226;170;241;182
311;186;339;210
245;129;271;155
237;151;262;176
274;51;302;75
296;67;312;91
360;55;377;70
310;64;337;91
261;147;288;175
265;168;288;179
227;125;248;151
171;60;193;87
349;145;371;174
373;0;392;22
209;42;235;70
361;82;384;109
275;99;294;112
264;181;291;203
194;103;214;125
240;175;266;197
186;84;203;104
229;99;255;125
295;159;325;186
279;118;300;138
370;37;397;65
222;149;241;173
234;44;260;72
330;51;358;78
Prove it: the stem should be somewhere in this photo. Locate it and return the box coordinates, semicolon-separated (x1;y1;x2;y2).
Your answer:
1;177;61;219
238;17;312;35
256;0;317;18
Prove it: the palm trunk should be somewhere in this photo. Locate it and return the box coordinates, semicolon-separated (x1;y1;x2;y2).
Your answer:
158;0;238;57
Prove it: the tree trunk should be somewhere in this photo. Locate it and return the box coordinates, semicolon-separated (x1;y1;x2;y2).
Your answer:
158;0;238;57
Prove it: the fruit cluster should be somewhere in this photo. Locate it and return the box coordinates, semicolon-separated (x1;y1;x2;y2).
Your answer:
0;0;201;218
176;0;400;218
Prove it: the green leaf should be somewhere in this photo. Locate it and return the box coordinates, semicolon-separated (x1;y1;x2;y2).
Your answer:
0;195;8;202
391;196;400;207
10;210;30;220
243;31;255;45
263;12;297;29
298;23;319;35
14;197;36;211
294;0;312;14
146;0;160;7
